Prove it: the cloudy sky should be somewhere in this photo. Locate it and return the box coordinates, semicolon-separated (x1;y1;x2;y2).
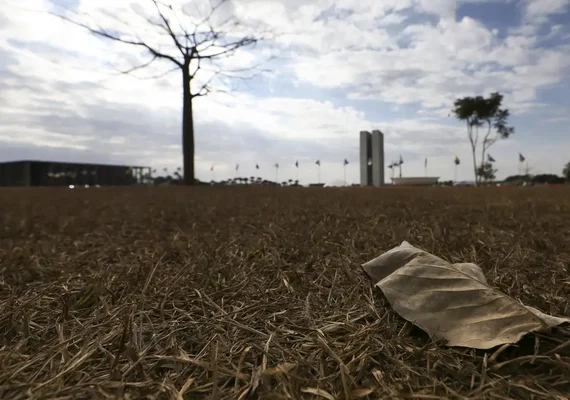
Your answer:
1;0;569;185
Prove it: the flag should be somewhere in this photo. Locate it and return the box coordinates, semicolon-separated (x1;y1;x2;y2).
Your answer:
295;160;298;168
274;163;279;168
399;155;404;165
235;164;239;171
487;154;496;162
388;163;393;169
454;156;460;165
255;163;259;169
424;158;427;168
343;159;349;166
316;160;320;166
519;153;525;162
210;164;214;171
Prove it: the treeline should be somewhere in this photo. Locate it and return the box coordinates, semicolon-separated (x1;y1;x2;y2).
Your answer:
150;175;302;187
503;174;566;185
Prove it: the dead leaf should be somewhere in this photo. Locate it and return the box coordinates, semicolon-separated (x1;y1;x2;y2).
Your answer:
362;241;570;349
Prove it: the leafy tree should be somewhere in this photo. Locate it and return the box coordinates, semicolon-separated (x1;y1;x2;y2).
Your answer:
503;174;531;184
56;1;274;185
452;92;514;185
476;162;497;183
532;174;565;185
564;162;570;182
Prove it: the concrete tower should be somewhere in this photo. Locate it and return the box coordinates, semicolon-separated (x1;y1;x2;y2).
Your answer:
360;130;385;186
371;130;385;186
359;131;372;186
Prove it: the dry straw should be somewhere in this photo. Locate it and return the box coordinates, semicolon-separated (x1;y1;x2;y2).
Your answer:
1;186;569;399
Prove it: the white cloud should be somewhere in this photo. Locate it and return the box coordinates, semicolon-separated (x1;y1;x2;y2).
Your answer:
523;0;569;21
415;0;457;18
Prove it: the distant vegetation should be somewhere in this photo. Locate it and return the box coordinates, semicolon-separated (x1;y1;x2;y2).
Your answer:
150;174;301;187
503;174;566;185
564;162;570;182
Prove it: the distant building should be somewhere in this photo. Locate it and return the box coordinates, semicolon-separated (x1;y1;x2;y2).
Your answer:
360;130;385;186
0;160;150;187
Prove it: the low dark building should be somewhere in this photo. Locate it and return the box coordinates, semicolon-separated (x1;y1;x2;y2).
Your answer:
0;160;151;187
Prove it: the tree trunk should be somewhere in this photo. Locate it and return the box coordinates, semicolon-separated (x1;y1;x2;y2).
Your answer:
468;122;479;186
182;61;195;185
472;146;478;186
480;122;491;174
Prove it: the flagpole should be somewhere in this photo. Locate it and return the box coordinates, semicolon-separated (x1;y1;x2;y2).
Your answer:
318;166;321;184
344;165;347;186
454;164;458;183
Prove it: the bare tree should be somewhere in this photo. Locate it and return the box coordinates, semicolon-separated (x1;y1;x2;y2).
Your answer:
55;0;274;185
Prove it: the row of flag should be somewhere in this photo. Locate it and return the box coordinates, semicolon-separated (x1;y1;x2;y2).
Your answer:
448;152;526;166
211;159;350;172
208;152;527;172
45;152;529;179
163;152;529;179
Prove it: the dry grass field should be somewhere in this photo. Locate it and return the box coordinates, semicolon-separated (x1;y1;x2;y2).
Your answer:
1;186;569;399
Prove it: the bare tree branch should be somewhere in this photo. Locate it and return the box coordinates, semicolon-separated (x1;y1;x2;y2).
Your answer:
131;66;180;80
192;69;223;98
196;37;258;60
151;0;186;57
52;12;184;68
114;55;158;75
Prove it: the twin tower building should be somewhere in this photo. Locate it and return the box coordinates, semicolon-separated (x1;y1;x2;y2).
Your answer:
359;130;385;186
